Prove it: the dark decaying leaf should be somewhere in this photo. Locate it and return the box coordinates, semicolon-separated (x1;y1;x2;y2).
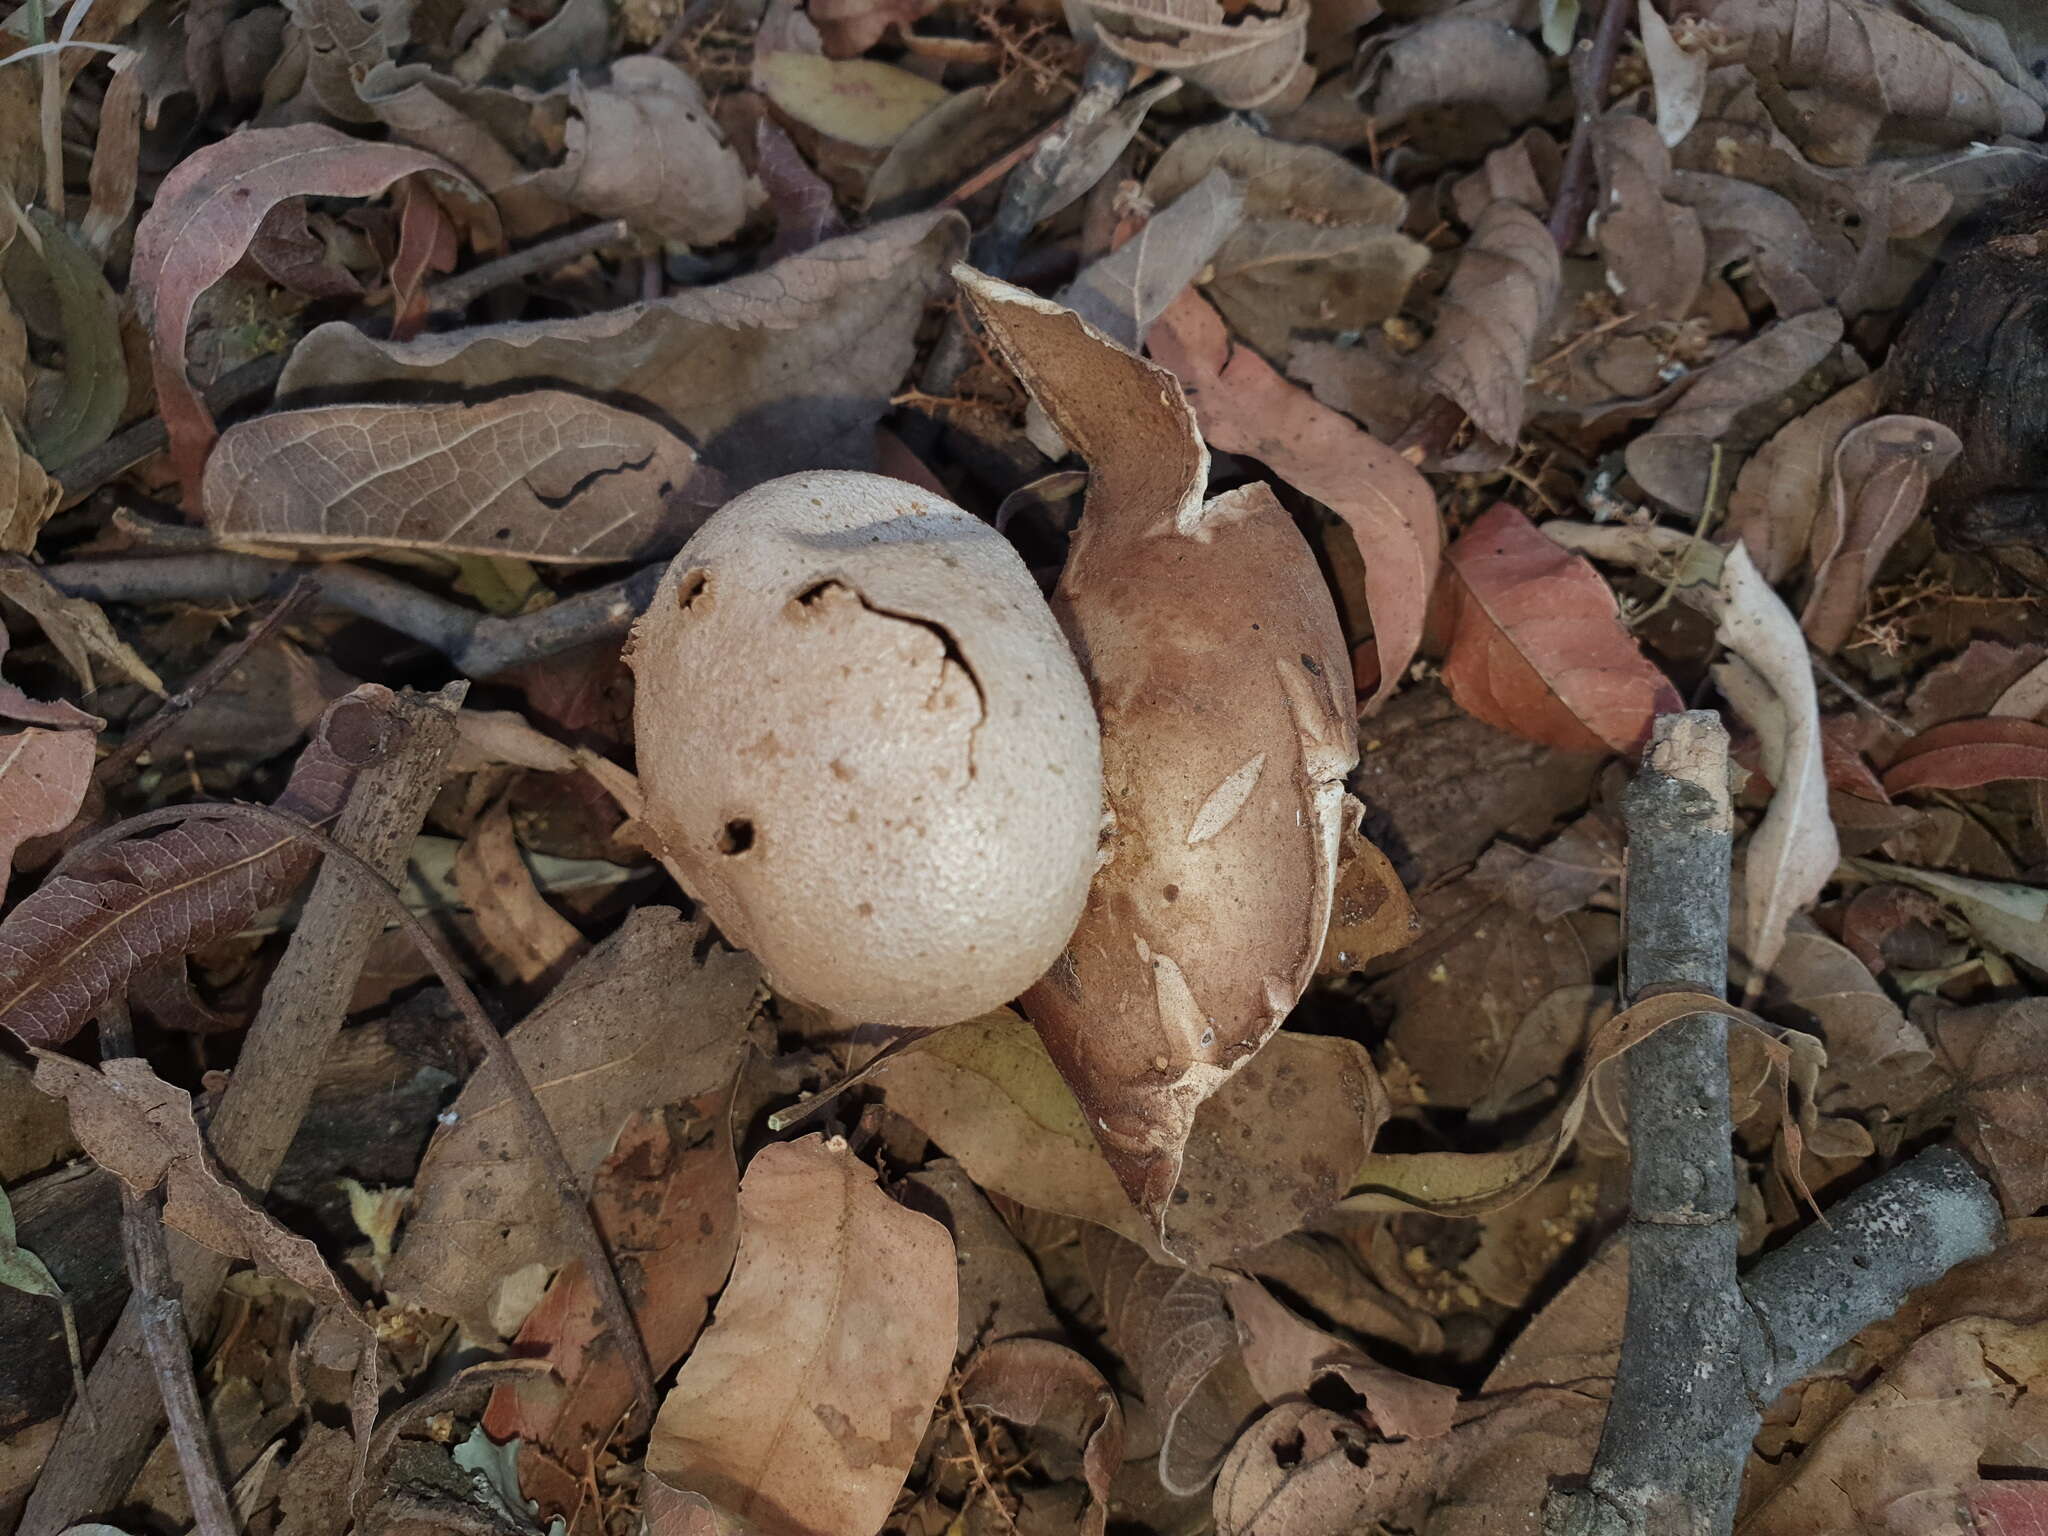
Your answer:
1693;0;2044;142
1590;115;1705;329
274;210;965;495
1404;201;1561;472
128;123;498;501
383;909;759;1339
203;392;723;564
1082;1225;1263;1496
0;687;394;1050
958;1337;1124;1536
1469;812;1623;923
1439;504;1681;759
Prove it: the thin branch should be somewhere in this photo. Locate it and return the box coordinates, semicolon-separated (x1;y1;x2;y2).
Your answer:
43;552;664;678
93;578;318;789
1546;0;1636;253
98;1001;240;1536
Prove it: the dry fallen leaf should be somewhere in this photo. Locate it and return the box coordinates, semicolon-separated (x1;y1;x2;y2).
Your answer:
0;725;95;905
482;1093;741;1521
1801;413;1962;652
129;122;498;502
1883;717;2048;793
383;909;759;1338
275;210;965;495
1403;201;1561;471
1626;307;1844;514
203;392;722;564
874;1010;1388;1269
1224;1275;1457;1441
644;1134;956;1536
1060;169;1246;354
31;1053;362;1319
1078;0;1308;109
1738;1317;2048;1533
1083;1225;1262;1495
1147;288;1440;716
755;52;950;152
1725;373;1885;583
1695;0;2045;146
1440;503;1681;759
453;797;588;988
961;270;1357;1226
521;57;750;248
958;1337;1124;1536
1591;115;1705;329
1925;998;2048;1218
1142;121;1425;360
0;690;381;1050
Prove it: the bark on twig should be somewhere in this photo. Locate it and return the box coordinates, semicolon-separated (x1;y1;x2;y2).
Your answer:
44;554;662;677
20;687;462;1536
1545;713;2004;1536
98;1002;240;1536
1546;0;1636;252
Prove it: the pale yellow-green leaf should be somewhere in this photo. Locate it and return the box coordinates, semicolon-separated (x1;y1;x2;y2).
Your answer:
755;54;950;151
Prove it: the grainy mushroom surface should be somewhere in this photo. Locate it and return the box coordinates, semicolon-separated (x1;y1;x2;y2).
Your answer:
628;469;1103;1030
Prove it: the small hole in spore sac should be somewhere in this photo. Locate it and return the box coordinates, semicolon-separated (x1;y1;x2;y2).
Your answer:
676;569;711;612
717;818;756;855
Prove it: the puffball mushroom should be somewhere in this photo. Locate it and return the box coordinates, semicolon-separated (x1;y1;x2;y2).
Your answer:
627;470;1103;1031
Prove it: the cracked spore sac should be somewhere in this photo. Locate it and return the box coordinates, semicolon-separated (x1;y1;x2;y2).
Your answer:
1888;165;2048;579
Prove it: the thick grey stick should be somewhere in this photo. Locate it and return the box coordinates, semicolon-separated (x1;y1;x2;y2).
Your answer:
1546;715;2003;1536
20;686;462;1536
1594;714;1754;1527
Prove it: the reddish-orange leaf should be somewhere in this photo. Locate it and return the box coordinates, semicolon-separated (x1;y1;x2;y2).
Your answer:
1148;289;1440;715
1881;717;2048;794
1439;504;1680;758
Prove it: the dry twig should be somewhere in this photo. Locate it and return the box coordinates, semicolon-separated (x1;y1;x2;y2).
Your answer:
97;1001;240;1536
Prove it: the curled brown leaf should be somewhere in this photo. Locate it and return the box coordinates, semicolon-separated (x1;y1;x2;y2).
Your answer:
1079;0;1309;109
1802;413;1962;652
129;123;499;502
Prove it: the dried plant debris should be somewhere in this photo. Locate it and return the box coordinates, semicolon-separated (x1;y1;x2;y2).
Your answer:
5;0;2048;1532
